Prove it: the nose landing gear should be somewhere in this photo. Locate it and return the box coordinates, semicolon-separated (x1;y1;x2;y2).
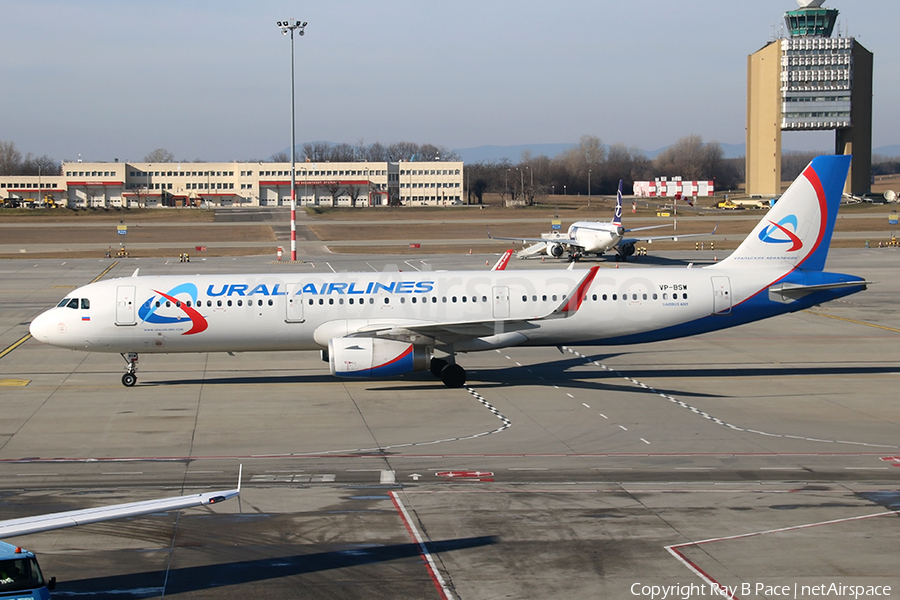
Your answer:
121;352;138;387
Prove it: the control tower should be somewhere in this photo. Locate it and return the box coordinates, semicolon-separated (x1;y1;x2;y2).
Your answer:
746;1;872;196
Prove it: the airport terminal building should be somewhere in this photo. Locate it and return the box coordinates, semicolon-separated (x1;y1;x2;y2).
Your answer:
0;160;464;209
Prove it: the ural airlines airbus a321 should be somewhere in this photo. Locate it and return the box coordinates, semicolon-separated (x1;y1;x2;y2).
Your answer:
30;156;867;388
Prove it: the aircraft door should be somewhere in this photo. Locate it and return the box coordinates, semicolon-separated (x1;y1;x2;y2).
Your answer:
711;276;732;315
285;284;304;323
116;285;136;325
492;286;510;319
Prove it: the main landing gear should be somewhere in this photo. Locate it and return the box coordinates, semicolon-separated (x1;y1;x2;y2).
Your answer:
121;352;139;387
429;357;466;389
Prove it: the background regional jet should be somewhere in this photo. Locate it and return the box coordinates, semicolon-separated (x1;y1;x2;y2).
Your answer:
29;156;867;388
489;180;716;261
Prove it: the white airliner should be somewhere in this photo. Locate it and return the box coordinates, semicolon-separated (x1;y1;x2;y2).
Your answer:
489;180;716;261
29;156;867;388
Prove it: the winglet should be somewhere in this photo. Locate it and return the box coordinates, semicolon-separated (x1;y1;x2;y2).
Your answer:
551;266;600;316
491;250;513;271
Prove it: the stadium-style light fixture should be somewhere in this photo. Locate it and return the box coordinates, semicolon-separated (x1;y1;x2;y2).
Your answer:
275;18;308;261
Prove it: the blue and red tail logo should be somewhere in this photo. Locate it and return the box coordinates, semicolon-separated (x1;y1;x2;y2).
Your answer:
758;215;803;252
138;283;208;335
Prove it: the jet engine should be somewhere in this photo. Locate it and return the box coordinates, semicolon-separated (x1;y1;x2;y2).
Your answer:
547;243;565;258
329;337;429;378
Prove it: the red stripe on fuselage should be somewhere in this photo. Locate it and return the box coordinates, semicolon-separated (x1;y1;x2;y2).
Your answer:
154;290;209;335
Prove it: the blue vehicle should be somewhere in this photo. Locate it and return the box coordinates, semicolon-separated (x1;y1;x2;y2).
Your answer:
0;471;239;597
0;541;53;599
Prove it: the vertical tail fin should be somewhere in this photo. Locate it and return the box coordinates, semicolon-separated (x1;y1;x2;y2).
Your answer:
612;180;623;227
491;249;513;271
712;155;850;272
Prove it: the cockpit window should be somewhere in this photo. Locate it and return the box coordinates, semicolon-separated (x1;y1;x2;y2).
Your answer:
81;298;90;309
66;298;79;309
57;298;71;308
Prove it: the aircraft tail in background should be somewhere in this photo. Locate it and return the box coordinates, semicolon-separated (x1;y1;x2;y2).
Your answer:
612;179;623;227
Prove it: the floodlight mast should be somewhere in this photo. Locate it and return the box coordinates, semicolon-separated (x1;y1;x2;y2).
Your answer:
277;19;308;261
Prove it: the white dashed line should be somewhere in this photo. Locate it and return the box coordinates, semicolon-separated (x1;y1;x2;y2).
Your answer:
562;346;900;451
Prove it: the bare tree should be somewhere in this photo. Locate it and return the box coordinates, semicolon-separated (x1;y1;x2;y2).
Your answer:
20;153;60;176
0;141;58;176
346;184;361;208
270;151;290;163
144;148;175;162
388;142;420;162
782;150;820;181
559;135;606;194
365;142;389;162
328;143;356;162
302;142;331;162
653;135;722;180
0;140;22;175
327;183;341;206
603;143;651;191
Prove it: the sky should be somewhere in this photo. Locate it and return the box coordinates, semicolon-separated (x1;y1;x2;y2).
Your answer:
2;0;898;163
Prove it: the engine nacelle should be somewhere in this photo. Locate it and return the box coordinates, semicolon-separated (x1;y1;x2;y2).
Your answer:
329;338;429;379
548;243;565;258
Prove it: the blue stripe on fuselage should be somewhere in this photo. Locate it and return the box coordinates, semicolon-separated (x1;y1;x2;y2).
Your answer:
586;271;865;346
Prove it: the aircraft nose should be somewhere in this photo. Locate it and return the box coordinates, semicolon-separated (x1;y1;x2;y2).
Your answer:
29;310;54;344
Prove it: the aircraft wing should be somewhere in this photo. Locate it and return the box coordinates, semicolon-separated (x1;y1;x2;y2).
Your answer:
486;229;582;248
621;222;718;246
350;266;600;345
624;223;674;233
769;279;873;300
0;486;239;538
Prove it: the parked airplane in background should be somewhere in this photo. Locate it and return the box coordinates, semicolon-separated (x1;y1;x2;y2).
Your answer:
491;249;513;271
489;180;716;261
0;475;239;598
29;157;868;389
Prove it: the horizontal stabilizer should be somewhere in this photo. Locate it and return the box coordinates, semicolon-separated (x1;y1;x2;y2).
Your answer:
768;280;872;302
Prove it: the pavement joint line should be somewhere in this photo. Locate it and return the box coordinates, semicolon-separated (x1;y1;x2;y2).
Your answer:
562;346;900;451
665;508;900;597
805;309;900;334
0;260;119;361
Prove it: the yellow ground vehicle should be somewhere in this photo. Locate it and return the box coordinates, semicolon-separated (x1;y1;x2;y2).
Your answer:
717;199;742;210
